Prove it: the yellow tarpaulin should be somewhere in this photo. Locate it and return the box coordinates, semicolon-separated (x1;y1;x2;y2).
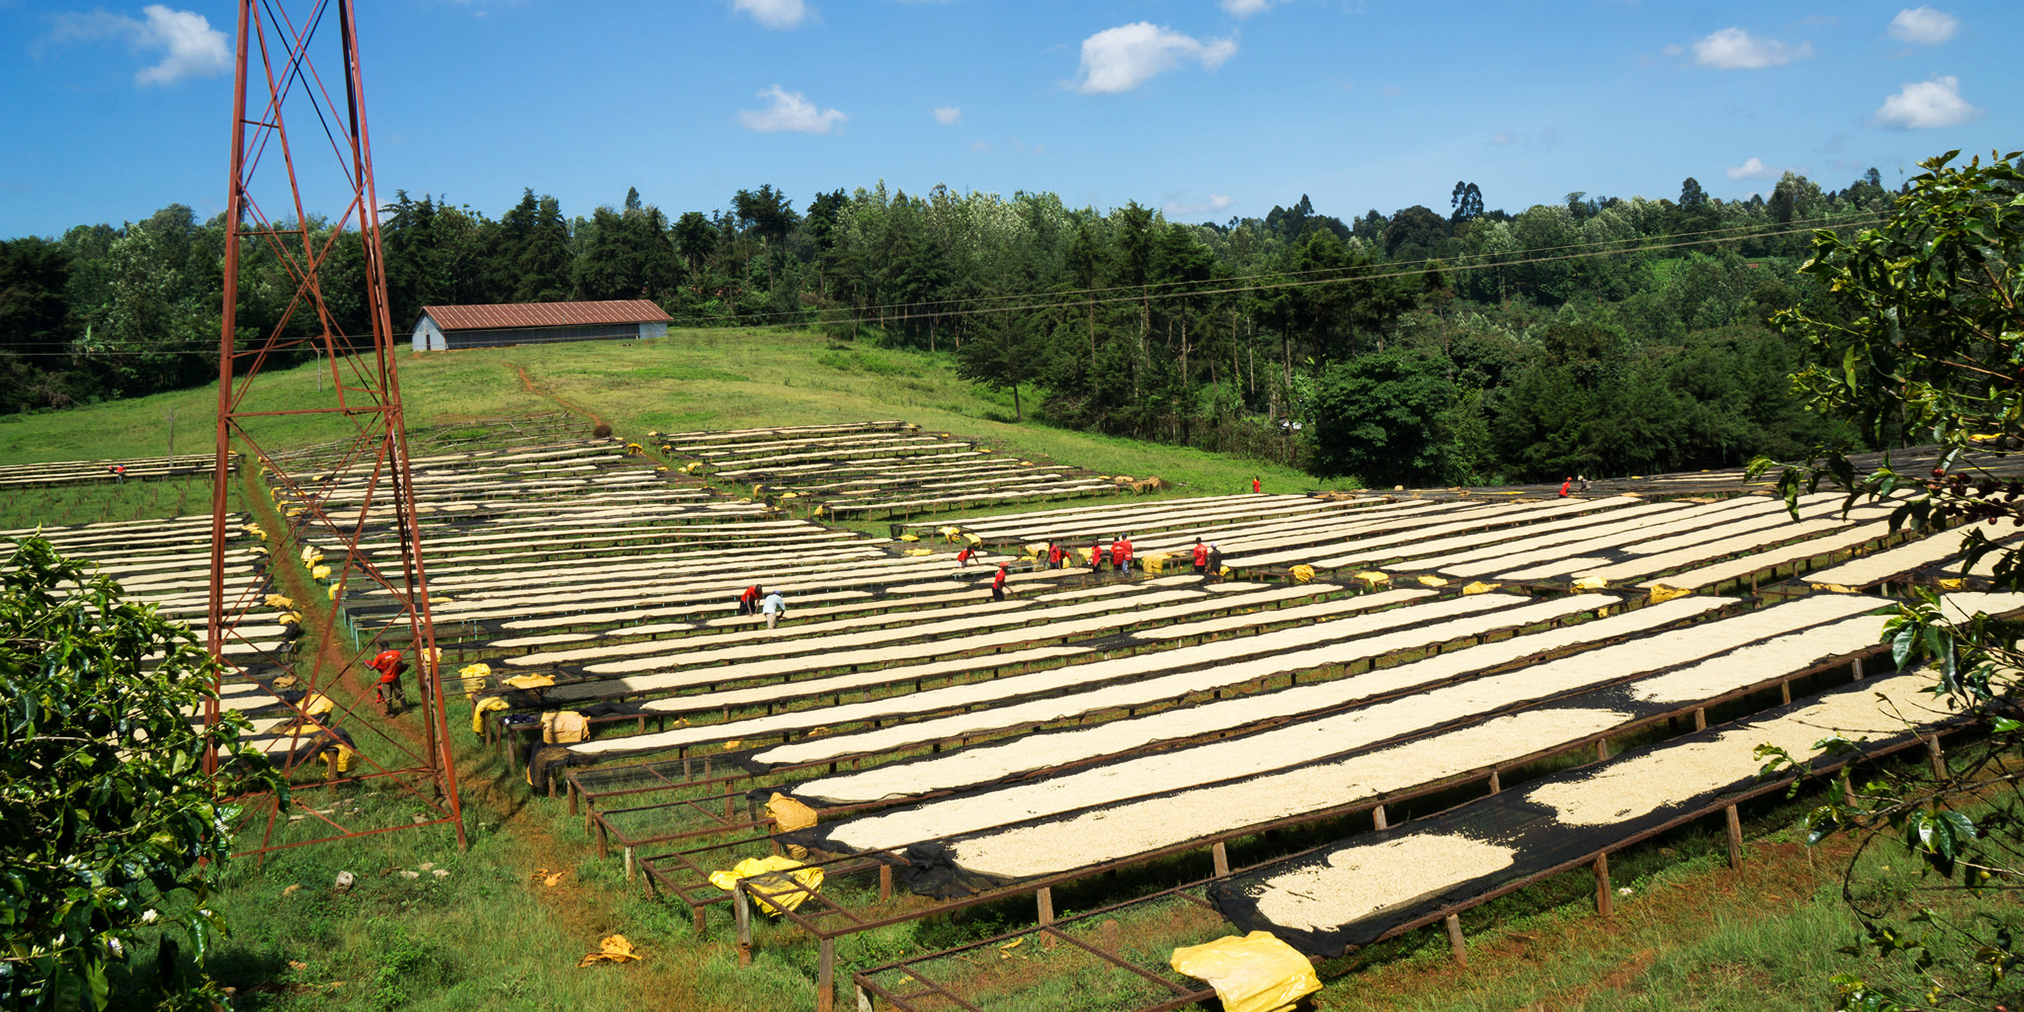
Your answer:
1289;564;1316;584
1350;569;1386;586
1141;553;1172;574
302;693;336;717
456;662;493;699
1416;574;1449;587
503;673;556;690
1810;582;1858;594
577;934;642;968
471;696;510;735
1169;932;1321;1012
1648;584;1694;603
708;856;824;915
264;593;293;609
1461;581;1500;595
905;548;935;557
1571;576;1609;590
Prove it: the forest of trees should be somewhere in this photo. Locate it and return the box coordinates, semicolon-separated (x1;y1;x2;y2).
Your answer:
0;168;1903;485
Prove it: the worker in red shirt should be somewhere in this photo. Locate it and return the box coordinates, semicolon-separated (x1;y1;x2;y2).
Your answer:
368;649;406;716
991;563;1010;602
1252;476;1262;494
1048;541;1065;569
1089;539;1105;573
1112;535;1133;575
1192;538;1209;575
738;584;762;616
956;545;974;567
109;464;127;484
1559;477;1573;498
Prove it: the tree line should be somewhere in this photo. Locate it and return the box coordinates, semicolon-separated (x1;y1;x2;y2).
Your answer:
0;167;1902;484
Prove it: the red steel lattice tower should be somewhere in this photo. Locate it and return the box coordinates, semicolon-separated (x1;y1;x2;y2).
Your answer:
206;0;465;852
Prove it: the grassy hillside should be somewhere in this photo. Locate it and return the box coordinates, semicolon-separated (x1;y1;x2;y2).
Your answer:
0;329;1345;506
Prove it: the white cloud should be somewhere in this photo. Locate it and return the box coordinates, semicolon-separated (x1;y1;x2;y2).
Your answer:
969;140;992;153
733;0;809;30
1888;6;1959;44
933;105;961;125
1872;75;1982;129
1488;132;1514;146
1725;157;1784;180
1220;0;1279;17
737;86;846;134
1690;27;1812;69
1074;22;1235;94
49;4;229;86
1165;194;1234;216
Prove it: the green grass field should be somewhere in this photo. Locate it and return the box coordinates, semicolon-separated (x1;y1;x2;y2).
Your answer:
6;329;2007;1012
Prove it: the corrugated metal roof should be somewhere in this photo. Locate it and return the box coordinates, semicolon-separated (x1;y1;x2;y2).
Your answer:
419;300;673;331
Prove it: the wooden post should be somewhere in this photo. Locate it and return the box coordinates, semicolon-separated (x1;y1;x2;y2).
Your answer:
817;937;837;1012
596;818;610;858
1593;853;1613;917
1372;805;1388;831
1595;738;1609;762
1693;707;1707;731
855;983;874;1012
1037;885;1056;950
1212;841;1230;878
1445;913;1466;965
1725;805;1743;868
568;782;579;817
1780;680;1792;705
734;885;753;968
878;863;893;902
1928;736;1947;781
1852;656;1865;680
1488;770;1501;794
623;846;635;883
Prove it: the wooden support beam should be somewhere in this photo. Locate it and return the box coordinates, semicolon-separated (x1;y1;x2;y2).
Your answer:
623;846;635;883
734;885;753;968
817;937;837;1012
1928;736;1947;782
1488;770;1501;794
1780;680;1792;705
1725;805;1743;868
1596;738;1609;762
1594;853;1613;917
1694;707;1707;731
879;863;893;902
1212;841;1231;877
1853;656;1865;680
1372;805;1388;831
1445;913;1466;966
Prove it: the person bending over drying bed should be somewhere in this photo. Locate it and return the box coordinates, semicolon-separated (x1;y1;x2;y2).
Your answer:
761;590;787;629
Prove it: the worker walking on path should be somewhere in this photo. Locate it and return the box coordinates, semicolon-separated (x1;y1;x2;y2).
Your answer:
368;648;406;716
1112;534;1134;575
761;590;787;629
992;563;1010;602
1192;538;1209;576
109;464;127;484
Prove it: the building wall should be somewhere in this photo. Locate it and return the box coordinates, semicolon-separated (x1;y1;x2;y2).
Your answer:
439;322;644;349
411;314;446;352
640;321;668;340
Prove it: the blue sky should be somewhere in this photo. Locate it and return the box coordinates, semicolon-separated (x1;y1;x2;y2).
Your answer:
2;0;2016;238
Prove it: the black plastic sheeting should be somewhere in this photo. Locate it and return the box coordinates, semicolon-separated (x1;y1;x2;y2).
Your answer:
779;619;1882;901
1206;677;1958;957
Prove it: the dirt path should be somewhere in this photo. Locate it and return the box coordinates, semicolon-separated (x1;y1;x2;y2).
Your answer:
512;362;614;431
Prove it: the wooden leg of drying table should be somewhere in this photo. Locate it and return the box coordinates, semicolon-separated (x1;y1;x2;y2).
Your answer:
1446;913;1466;966
1594;854;1613;917
1725;805;1743;868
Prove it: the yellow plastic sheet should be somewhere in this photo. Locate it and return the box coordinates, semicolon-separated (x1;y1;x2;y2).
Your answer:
311;564;332;580
1168;932;1321;1012
1288;564;1316;584
472;696;510;735
766;793;819;833
456;662;493;699
1416;574;1449;587
1810;582;1857;594
264;593;293;609
905;547;934;557
1938;577;1967;590
1142;553;1172;574
1571;576;1609;590
302;693;336;717
1648;584;1694;603
1461;581;1499;595
708;857;824;914
503;673;556;689
577;934;642;968
1351;569;1386;586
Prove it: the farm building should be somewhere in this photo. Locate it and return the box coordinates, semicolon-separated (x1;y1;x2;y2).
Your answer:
410;300;672;351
